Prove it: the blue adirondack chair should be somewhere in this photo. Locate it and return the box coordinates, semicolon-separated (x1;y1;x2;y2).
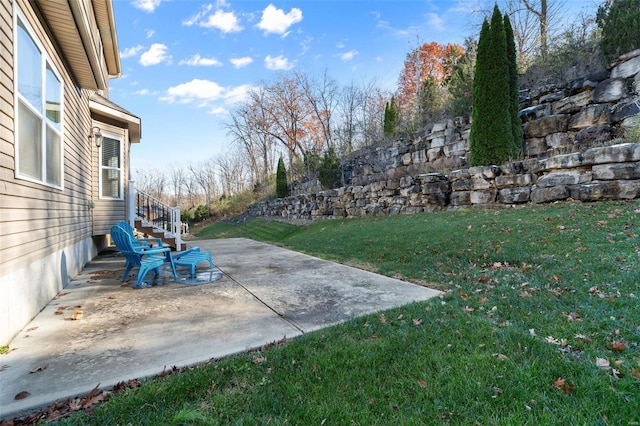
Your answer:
117;220;165;249
110;225;177;288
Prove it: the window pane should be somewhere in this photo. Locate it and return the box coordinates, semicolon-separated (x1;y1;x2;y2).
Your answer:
101;137;121;198
18;101;42;180
46;126;62;186
17;19;42;110
101;168;121;197
101;137;120;168
45;64;61;129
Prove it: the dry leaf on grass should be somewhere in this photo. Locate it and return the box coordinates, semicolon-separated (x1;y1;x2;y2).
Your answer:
596;357;611;371
611;340;627;352
70;310;83;320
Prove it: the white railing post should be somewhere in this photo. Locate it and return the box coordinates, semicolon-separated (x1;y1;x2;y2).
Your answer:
171;207;182;252
128;179;136;227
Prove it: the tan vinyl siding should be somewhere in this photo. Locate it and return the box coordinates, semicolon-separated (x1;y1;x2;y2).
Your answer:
92;124;129;236
0;0;94;273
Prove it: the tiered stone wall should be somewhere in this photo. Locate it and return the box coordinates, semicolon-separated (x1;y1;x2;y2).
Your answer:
247;142;640;219
249;50;640;220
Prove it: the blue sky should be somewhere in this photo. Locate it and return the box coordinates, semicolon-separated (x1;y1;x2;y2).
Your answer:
109;0;596;171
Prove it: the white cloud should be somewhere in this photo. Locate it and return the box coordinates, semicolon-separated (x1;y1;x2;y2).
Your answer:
427;13;446;31
230;56;253;68
131;0;161;13
121;45;144;59
340;50;358;61
209;106;228;116
224;84;256;104
336;42;346;49
264;54;294;70
139;43;171;66
145;29;155;39
160;79;254;111
162;79;225;105
179;54;223;66
183;3;242;33
183;4;213;26
203;10;243;32
132;89;158;96
257;4;303;35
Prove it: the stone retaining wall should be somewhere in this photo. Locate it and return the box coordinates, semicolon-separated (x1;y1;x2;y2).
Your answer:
249;50;640;220
248;142;640;219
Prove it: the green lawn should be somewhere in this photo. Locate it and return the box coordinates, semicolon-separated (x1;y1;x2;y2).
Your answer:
60;201;639;425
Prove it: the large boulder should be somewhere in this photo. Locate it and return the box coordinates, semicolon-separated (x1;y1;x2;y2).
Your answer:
591;78;628;103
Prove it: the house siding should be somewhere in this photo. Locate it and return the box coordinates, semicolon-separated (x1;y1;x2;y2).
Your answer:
92;123;130;236
0;0;115;345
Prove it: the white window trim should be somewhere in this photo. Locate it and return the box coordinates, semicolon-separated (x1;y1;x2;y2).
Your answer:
99;133;124;200
13;6;65;190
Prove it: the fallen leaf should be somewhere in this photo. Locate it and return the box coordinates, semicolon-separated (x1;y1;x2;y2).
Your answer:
462;306;474;313
253;356;266;364
596;357;611;371
631;369;640;379
412;318;423;326
529;328;537;337
575;334;593;344
553;377;575;394
29;364;48;374
459;291;469;300
379;314;386;324
479;296;489;303
15;391;30;400
565;312;581;322
545;336;561;345
417;379;428;388
611;340;627;352
493;353;509;361
70;310;84;320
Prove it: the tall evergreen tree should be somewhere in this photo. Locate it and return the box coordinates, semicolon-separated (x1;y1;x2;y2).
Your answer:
383;97;399;138
504;14;523;156
469;4;518;166
597;0;640;60
276;157;288;198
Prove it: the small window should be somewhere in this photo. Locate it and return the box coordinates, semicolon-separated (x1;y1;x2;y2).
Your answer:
100;136;123;199
15;12;64;188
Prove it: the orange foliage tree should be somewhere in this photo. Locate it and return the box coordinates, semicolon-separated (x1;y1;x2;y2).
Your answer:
395;42;464;125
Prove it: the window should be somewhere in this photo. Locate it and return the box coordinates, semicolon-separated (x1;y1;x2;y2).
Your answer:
15;12;64;188
100;136;122;199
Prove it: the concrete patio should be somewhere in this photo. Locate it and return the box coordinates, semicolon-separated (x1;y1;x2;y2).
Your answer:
0;238;441;421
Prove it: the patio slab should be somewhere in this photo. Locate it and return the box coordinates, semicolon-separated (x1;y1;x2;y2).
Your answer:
0;238;440;421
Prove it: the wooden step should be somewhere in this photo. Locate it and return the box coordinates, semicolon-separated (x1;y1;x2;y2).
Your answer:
134;220;186;251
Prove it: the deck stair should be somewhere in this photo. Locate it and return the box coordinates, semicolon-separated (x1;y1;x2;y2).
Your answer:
132;189;186;251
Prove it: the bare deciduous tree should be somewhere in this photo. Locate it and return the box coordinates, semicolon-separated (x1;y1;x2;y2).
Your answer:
188;160;219;215
296;69;339;151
